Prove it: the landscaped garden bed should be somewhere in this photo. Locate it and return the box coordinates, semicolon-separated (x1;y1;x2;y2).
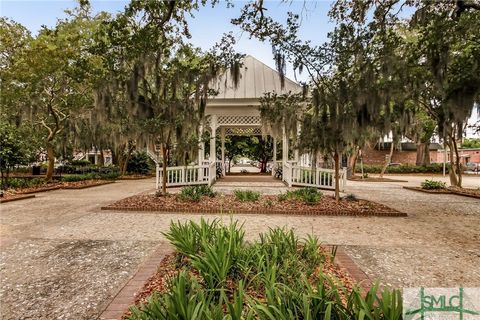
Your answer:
102;186;406;217
403;179;480;199
0;193;36;203
1;174;119;202
123;219;401;319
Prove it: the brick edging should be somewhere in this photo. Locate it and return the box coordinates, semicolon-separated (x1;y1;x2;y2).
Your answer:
333;247;372;293
98;243;172;320
100;206;407;217
18;186;62;194
0;194;36;203
403;186;480;199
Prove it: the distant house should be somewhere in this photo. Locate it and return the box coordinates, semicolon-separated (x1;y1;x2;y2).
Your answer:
361;142;443;165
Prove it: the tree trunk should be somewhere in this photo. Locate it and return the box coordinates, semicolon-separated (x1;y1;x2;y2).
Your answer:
161;143;168;195
380;143;394;178
333;151;340;203
416;142;431;166
447;135;462;187
349;147;359;177
46;142;55;182
98;149;105;167
260;159;267;173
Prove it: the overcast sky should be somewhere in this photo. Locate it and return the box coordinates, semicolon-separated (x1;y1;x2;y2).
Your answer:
1;0;478;137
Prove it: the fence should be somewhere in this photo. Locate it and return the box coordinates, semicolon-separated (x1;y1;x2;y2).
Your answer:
282;163;346;191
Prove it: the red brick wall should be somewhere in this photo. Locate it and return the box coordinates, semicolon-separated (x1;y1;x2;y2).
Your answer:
436;149;480;164
362;146;439;165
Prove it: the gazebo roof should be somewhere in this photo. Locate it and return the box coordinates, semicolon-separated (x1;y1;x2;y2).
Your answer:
209;55;302;100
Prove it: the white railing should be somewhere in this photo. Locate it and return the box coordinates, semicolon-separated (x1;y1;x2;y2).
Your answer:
283;163;347;191
283;162;292;187
209;161;216;185
156;164;213;189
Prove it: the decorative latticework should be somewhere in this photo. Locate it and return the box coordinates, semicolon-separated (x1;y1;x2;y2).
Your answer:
217;115;261;126
225;127;262;136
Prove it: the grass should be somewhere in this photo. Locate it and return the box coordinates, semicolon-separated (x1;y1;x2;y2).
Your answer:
130;219;403;320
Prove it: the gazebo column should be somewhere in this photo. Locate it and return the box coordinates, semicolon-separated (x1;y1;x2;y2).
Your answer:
282;125;288;164
209;115;217;163
272;137;277;176
220;127;226;176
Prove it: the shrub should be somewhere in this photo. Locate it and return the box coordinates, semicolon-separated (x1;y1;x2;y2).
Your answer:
420;179;446;190
70;160;91;166
178;185;216;202
284;187;322;205
0;177;45;189
61;172;119;182
234;189;260;202
344;193;358;201
132;220;403;320
126;152;152;174
356;163;453;174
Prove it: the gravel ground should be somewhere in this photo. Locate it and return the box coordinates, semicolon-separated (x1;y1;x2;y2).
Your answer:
0;175;479;319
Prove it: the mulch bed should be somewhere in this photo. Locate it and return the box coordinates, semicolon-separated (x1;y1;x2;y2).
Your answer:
63;180;116;189
0;194;36;203
403;186;480;199
2;180;117;197
127;247;357;318
102;193;406;217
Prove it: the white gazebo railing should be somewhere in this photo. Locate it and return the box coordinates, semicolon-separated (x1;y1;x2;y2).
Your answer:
156;163;217;189
282;163;347;191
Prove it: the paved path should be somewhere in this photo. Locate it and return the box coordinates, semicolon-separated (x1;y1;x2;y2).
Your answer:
0;175;479;319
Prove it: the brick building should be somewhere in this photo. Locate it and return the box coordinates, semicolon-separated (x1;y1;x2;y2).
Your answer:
436;148;480;164
362;142;442;165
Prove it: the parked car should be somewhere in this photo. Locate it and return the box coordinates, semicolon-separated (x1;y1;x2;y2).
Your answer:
465;162;479;172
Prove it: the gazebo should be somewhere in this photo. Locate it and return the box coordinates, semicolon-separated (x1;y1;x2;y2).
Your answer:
154;55;346;190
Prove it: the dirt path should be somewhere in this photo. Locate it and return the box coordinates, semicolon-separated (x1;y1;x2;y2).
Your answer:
0;176;479;319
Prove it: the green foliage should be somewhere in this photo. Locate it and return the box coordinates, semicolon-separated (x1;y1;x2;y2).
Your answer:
233;189;260;202
126;152;152;174
0;123;39;178
344;193;358;201
0;177;44;189
461;138;480;149
69;160;91;167
280;187;323;205
420;179;447;190
178;185;215;202
357;163;448;174
132;219;403;320
61;172;119;182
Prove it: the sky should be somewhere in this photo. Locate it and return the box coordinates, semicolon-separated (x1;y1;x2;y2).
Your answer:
1;0;478;137
0;0;334;82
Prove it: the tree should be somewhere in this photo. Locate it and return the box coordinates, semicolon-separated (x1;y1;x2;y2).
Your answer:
0;123;39;187
329;0;480;186
95;1;241;194
4;4;106;181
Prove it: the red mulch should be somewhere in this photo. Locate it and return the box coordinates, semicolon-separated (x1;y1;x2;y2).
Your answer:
103;193;405;217
448;186;480;199
404;186;480;199
0;194;36;203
